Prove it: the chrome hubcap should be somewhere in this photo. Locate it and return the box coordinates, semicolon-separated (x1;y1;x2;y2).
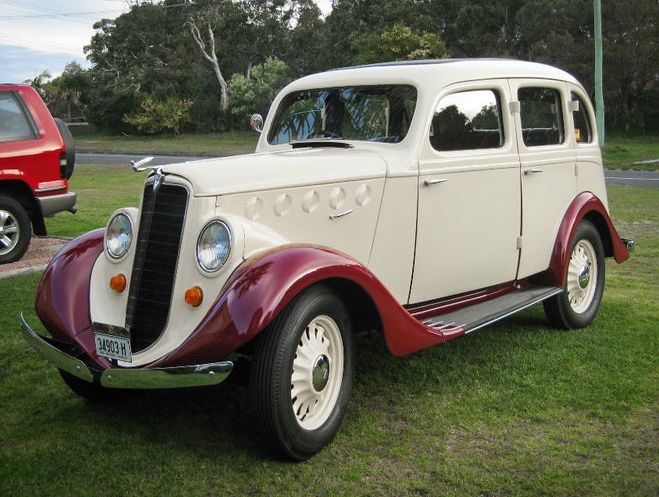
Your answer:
312;354;330;392
567;239;597;313
0;209;20;256
291;315;344;430
577;265;590;289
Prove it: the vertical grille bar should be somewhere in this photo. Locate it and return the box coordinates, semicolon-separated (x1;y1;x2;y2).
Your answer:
126;182;188;352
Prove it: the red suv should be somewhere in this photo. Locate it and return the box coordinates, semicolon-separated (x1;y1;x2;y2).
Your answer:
0;84;76;263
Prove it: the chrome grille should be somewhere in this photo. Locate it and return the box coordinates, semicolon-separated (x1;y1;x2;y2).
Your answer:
125;182;188;352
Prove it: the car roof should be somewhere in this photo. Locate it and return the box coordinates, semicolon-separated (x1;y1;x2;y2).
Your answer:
284;58;580;92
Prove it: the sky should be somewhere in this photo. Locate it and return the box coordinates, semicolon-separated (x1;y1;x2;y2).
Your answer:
0;0;333;84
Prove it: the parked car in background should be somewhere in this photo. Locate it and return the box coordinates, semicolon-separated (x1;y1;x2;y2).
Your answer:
20;60;632;460
0;84;76;263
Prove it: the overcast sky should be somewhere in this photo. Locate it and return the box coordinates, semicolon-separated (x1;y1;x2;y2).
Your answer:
0;0;333;83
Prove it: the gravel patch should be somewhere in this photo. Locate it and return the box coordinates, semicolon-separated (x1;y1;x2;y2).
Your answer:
0;237;70;279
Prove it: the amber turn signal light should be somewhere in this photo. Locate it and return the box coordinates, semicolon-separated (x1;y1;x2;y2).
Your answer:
110;273;127;293
185;286;203;307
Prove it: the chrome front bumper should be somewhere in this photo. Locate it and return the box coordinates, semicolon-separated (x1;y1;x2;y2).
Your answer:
19;313;233;389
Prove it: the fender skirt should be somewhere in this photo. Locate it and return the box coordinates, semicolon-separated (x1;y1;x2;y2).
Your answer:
156;245;451;367
542;192;629;287
34;228;111;369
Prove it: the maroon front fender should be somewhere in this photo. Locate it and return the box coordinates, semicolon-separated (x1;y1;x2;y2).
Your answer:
35;228;111;369
543;192;629;287
157;245;449;366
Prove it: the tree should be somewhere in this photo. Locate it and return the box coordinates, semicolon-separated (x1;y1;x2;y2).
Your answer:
23;71;52;98
356;23;450;64
228;57;291;123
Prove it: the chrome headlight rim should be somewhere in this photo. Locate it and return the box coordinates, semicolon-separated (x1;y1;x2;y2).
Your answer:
196;219;232;274
105;211;134;261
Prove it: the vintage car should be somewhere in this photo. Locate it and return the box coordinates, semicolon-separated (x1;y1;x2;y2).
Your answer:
20;59;632;460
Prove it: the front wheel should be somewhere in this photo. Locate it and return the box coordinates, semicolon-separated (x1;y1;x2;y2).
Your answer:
544;220;605;329
249;285;354;460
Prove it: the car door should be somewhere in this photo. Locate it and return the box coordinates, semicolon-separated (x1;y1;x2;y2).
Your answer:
410;80;521;303
508;80;577;279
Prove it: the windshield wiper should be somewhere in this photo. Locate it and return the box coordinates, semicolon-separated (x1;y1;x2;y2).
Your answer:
290;140;353;149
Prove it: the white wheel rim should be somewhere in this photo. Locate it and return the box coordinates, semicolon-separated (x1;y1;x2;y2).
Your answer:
290;314;344;431
0;209;20;256
567;239;598;314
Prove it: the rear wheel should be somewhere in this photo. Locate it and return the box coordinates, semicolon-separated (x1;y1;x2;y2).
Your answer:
0;195;30;264
250;285;354;460
544;220;605;329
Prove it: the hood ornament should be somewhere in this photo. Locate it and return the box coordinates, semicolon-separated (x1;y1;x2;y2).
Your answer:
130;157;166;193
130;156;155;172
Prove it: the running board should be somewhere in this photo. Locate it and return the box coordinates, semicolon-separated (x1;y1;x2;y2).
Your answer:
421;285;563;335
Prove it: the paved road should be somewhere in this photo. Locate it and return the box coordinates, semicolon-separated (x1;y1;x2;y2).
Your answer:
78;152;659;188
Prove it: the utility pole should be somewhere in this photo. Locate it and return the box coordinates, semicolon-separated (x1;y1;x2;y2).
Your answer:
594;0;605;145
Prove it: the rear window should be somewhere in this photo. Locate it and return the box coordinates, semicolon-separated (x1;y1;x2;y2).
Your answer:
0;92;35;143
571;92;593;143
518;87;564;147
430;89;504;151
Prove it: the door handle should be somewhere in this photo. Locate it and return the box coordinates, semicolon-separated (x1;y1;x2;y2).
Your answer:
328;209;353;220
524;168;544;175
423;178;449;186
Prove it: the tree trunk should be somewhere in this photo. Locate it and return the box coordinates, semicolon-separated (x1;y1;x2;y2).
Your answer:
189;20;229;111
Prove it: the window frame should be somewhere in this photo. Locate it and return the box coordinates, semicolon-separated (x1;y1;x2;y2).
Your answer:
517;86;567;148
570;91;594;145
428;88;506;153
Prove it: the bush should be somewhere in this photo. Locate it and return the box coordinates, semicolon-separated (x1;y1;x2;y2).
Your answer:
123;96;193;135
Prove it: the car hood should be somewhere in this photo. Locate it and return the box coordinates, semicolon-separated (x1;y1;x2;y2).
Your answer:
161;147;388;196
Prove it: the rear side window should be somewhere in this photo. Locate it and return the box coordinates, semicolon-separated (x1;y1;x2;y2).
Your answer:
571;92;593;143
430;89;504;151
0;92;35;143
518;87;564;147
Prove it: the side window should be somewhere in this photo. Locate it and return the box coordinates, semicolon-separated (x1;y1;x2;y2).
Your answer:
430;89;504;151
0;92;35;143
518;87;564;147
571;92;593;143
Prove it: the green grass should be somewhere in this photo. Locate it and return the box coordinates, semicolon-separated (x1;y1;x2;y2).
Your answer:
45;165;144;237
603;135;659;171
75;132;258;156
1;185;657;496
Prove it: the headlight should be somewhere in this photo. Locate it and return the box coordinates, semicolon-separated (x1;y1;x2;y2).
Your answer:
105;213;133;259
196;220;231;272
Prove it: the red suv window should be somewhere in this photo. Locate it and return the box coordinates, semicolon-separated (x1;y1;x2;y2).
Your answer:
0;92;36;143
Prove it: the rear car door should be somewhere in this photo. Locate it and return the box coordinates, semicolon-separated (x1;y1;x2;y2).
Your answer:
508;80;576;279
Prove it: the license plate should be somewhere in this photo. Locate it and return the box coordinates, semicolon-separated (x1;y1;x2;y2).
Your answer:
94;323;132;362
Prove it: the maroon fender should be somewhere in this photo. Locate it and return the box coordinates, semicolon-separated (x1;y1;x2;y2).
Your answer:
544;192;629;287
35;228;111;369
156;245;453;367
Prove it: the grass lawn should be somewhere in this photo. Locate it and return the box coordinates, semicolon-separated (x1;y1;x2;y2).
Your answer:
604;135;659;171
75;132;258;157
1;184;657;497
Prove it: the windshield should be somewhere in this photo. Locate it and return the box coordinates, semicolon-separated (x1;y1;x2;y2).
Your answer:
268;85;417;145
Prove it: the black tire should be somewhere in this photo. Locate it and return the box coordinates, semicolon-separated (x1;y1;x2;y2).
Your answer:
543;220;605;329
250;285;354;460
59;370;116;402
0;195;31;264
54;118;75;179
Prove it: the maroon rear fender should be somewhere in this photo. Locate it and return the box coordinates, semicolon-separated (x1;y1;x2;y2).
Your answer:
35;228;111;369
543;192;629;287
157;245;451;367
